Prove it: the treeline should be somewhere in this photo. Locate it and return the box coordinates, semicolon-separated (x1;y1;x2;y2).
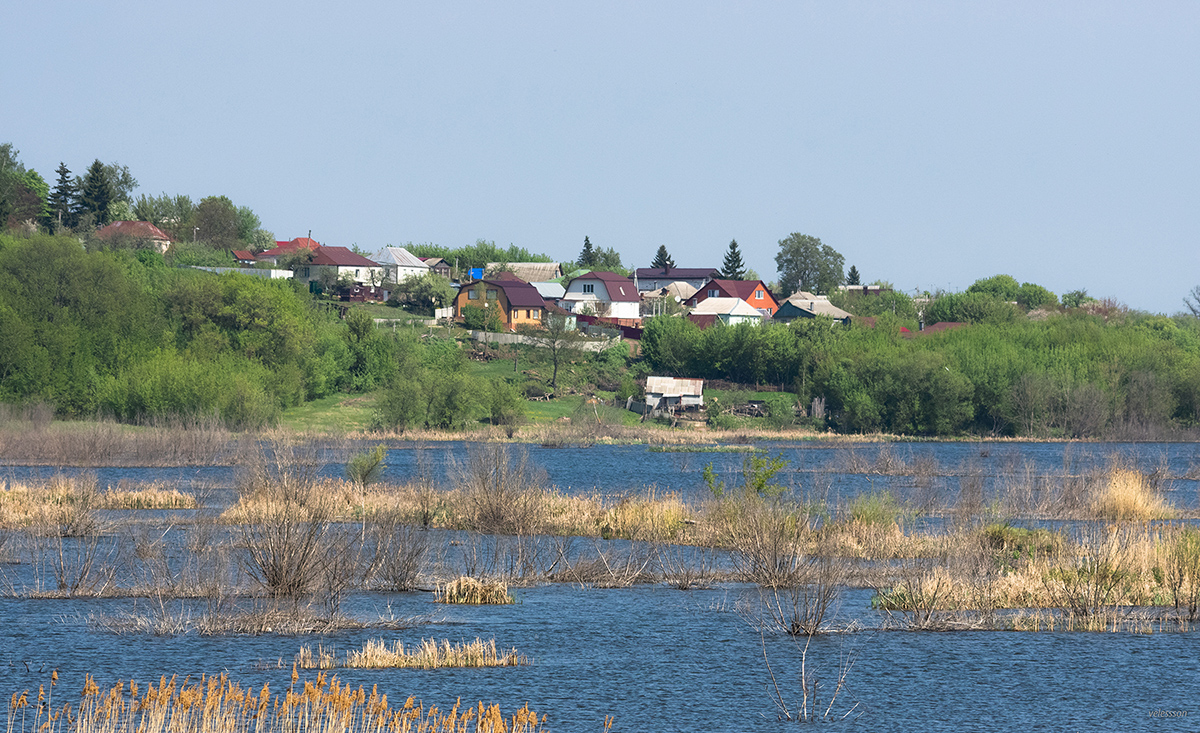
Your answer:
0;233;398;428
641;308;1200;438
405;239;556;271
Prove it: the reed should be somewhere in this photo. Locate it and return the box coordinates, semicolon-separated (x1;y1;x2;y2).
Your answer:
7;671;545;733
1090;466;1174;521
296;637;529;669
435;576;514;604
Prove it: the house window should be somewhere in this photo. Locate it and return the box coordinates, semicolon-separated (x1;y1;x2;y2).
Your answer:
767;307;773;315
708;289;718;298
755;290;764;299
533;309;541;319
583;283;594;294
487;289;498;299
468;290;478;300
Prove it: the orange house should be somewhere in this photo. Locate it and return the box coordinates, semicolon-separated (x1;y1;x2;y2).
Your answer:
686;279;779;316
455;277;547;331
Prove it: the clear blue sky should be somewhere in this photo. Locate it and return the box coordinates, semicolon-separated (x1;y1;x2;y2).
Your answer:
6;1;1198;313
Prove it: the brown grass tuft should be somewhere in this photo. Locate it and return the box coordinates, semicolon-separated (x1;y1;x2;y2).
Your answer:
297;637;529;669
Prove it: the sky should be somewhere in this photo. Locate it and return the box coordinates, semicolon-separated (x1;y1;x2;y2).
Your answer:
5;1;1199;314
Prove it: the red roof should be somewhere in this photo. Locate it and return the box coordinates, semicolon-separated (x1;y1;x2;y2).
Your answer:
94;221;171;241
310;246;379;267
572;271;639;301
261;238;322;259
231;250;256;261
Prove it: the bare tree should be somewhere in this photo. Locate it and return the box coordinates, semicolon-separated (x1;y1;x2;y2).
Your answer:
516;313;586;390
1185;285;1200;318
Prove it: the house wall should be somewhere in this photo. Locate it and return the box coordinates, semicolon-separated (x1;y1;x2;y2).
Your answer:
562;280;640;319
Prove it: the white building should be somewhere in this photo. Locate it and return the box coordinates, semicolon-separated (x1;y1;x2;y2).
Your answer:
370;247;431;284
560;271;641;321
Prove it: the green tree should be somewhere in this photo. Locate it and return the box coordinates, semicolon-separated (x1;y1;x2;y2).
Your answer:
1016;282;1058;310
48;163;78;230
967;274;1020;301
720;239;746;280
78;160;115;227
594;246;627;275
578;236;598;267
194;195;241;249
651;245;675;270
774;232;844;296
846;265;860;286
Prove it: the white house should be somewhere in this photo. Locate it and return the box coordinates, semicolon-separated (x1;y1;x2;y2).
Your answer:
295;246;385;286
560;271;641;321
370;246;430;284
687;297;765;327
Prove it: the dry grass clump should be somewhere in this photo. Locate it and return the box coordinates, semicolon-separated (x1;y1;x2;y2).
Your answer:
297;637;528;670
435;576;514;605
103;481;198;510
1090;466;1174;521
9;671;545;733
597;488;691;541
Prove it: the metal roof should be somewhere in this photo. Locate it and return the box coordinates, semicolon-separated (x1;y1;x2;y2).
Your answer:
645;376;704;397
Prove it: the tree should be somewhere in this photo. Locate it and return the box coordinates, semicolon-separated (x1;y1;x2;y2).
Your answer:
78;160;115;227
651;245;675;270
194;195;241;249
595;246;627;275
48;163;78;230
578;236;599;268
967;274;1020;301
1186;286;1200;318
720;239;746;280
517;313;584;389
846;265;860;286
774;233;844;296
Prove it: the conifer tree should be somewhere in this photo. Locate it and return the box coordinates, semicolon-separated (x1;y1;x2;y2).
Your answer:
79;159;114;227
720;239;746;280
578;236;599;267
846;265;861;286
651;245;675;270
49;162;77;230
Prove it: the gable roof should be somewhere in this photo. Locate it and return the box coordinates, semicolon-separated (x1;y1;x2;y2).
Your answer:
94;221;171;241
310;246;379;267
571;271;638;301
645;376;704;397
709;279;771;300
371;246;429;269
231;250;256;261
261;238;322;258
486;262;562;282
635;267;720;280
780;293;852;320
690;297;763;317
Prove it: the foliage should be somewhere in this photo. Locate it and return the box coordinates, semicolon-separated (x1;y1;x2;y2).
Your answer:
924;291;1018;325
345;444;387;488
406;238;554;272
194;195;241;249
578;235;598;267
846;265;860;285
774;232;845;296
720;239;746;280
651;244;675;270
703;453;790;498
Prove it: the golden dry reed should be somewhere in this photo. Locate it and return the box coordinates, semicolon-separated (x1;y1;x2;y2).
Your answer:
7;670;545;733
435;577;514;605
296;638;528;670
1090;467;1174;521
0;477;196;527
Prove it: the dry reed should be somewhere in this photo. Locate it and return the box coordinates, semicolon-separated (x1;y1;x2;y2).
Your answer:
296;637;528;669
6;670;545;733
435;576;514;604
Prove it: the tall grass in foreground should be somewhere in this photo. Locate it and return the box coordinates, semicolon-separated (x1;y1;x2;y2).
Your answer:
296;638;528;669
6;671;545;733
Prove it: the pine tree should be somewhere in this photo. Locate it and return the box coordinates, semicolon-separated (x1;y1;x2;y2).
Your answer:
720;239;746;280
79;159;114;227
651;245;675;270
49;162;77;230
846;265;861;286
578;236;599;268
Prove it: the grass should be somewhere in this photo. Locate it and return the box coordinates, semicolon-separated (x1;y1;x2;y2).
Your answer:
296;637;529;669
9;671;546;733
435;577;514;605
0;476;196;527
278;394;374;433
1091;466;1174;521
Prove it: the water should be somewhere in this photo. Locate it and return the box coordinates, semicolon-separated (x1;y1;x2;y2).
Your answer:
2;440;1200;730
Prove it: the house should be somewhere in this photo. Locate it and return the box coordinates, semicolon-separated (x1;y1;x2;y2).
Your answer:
687;297;765;328
231;250;257;265
774;292;852;325
420;257;452;278
454;278;549;331
370;246;430;284
531;281;566;300
485;262;563;282
644;376;704;411
292;246;384;288
641;281;698;317
93;221;172;253
257;237;322;265
686;279;779;317
633;267;720;293
560;271;641;322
